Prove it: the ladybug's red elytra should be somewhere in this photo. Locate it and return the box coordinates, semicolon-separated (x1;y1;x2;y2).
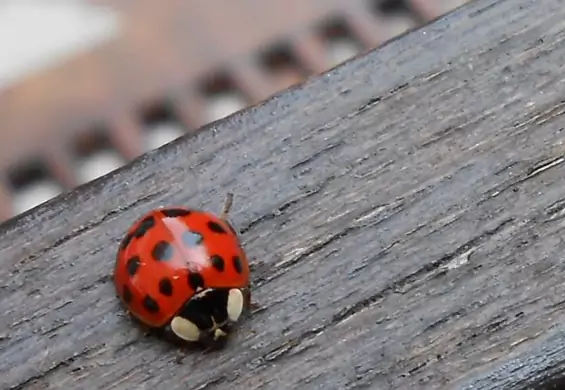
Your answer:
113;193;251;347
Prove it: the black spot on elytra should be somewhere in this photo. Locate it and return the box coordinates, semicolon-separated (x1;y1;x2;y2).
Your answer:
143;295;160;313
188;272;204;291
232;256;243;274
211;255;225;272
161;208;191;218
126;256;141;276
152;241;174;261
207;221;227;234
133;216;156;238
159;278;173;296
182;230;203;247
120;233;134;250
122;285;132;303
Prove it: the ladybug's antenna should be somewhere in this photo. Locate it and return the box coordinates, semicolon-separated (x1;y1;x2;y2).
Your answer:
220;192;234;220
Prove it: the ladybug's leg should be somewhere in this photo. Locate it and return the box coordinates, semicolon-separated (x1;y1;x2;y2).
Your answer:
139;324;152;337
242;287;252;309
174;350;188;364
241;287;262;314
201;341;219;354
248;299;263;315
220;192;234;220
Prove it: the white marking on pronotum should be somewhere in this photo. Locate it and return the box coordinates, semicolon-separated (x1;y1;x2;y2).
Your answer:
227;288;244;322
171;317;201;341
213;328;227;340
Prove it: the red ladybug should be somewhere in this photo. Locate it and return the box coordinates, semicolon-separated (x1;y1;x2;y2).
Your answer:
113;193;251;347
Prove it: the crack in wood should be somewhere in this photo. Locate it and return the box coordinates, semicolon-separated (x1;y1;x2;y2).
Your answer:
351;83;408;117
332;217;515;324
253;201;405;288
240;176;336;234
289;141;344;170
480;155;565;204
7;347;97;390
543;197;565;222
513;100;565;131
243;217;518;381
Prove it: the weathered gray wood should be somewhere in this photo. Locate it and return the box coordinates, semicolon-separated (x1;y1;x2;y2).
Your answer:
3;0;565;389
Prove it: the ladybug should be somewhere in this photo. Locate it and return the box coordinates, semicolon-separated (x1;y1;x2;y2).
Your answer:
113;193;251;348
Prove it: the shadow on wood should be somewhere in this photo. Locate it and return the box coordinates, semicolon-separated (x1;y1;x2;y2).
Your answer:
3;0;565;389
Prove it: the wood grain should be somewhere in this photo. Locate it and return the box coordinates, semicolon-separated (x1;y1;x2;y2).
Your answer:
3;0;565;389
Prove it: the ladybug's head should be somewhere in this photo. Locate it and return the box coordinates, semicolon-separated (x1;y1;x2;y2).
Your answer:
168;287;247;346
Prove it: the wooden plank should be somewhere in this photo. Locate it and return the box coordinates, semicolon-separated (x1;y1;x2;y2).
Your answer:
2;0;565;388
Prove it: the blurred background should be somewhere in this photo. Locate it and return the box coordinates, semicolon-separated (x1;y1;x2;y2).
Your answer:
0;0;470;222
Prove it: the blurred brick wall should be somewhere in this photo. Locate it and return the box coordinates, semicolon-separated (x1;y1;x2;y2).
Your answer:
0;0;471;221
